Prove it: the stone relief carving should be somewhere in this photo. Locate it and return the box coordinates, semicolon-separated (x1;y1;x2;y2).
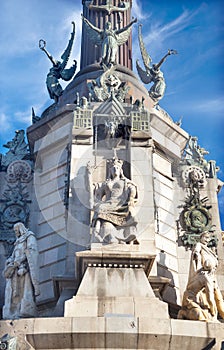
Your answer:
86;157;138;244
0;130;31;170
182;165;207;189
178;232;224;321
39;22;77;103
82;14;137;67
0;183;31;230
6;160;32;183
87;65;130;102
181;136;219;178
104;117;130;149
3;222;40;319
179;164;215;247
96;115;131;149
136;24;177;103
0;159;32;242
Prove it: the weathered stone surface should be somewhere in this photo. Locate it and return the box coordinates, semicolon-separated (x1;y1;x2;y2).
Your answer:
0;317;223;350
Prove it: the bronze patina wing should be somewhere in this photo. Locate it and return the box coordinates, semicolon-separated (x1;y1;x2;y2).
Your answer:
138;24;152;71
136;60;152;84
60;22;76;71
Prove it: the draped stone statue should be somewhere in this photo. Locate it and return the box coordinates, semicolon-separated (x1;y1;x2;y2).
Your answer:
39;22;77;102
3;222;40;319
178;232;224;321
86;158;138;244
82;15;137;67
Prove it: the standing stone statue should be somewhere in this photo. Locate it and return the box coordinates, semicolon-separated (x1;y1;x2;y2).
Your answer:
39;22;77;102
178;232;224;321
82;15;137;67
136;25;177;103
3;222;40;319
86;158;138;244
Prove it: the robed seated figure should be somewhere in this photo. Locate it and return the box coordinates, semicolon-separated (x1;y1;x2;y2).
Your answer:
87;158;138;244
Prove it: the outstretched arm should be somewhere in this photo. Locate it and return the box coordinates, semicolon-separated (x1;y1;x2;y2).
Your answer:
39;39;58;66
154;49;177;70
116;17;137;35
81;14;102;34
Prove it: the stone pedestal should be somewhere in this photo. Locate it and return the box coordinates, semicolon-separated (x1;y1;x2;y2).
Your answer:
64;245;169;320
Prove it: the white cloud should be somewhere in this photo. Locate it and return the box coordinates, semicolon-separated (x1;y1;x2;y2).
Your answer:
0;113;11;135
194;97;224;114
132;0;150;20
14;110;32;125
142;7;199;46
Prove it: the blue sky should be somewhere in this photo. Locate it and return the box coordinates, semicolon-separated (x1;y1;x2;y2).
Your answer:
0;0;223;228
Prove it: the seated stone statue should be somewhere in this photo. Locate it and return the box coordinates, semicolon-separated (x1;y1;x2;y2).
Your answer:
87;158;138;244
178;231;224;321
3;222;40;319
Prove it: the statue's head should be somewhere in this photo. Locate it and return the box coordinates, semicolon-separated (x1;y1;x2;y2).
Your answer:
191;209;205;227
14;222;27;237
152;64;159;72
108;158;124;179
200;231;210;244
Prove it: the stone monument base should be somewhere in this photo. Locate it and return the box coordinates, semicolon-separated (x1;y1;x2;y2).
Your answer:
0;317;223;350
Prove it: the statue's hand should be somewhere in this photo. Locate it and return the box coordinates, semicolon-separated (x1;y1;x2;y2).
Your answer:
39;39;46;51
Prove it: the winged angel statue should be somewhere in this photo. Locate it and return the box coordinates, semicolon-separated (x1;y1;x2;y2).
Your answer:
136;25;177;103
82;15;137;67
39;22;77;102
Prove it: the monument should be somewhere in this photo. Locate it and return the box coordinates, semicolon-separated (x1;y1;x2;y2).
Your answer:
0;0;224;349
